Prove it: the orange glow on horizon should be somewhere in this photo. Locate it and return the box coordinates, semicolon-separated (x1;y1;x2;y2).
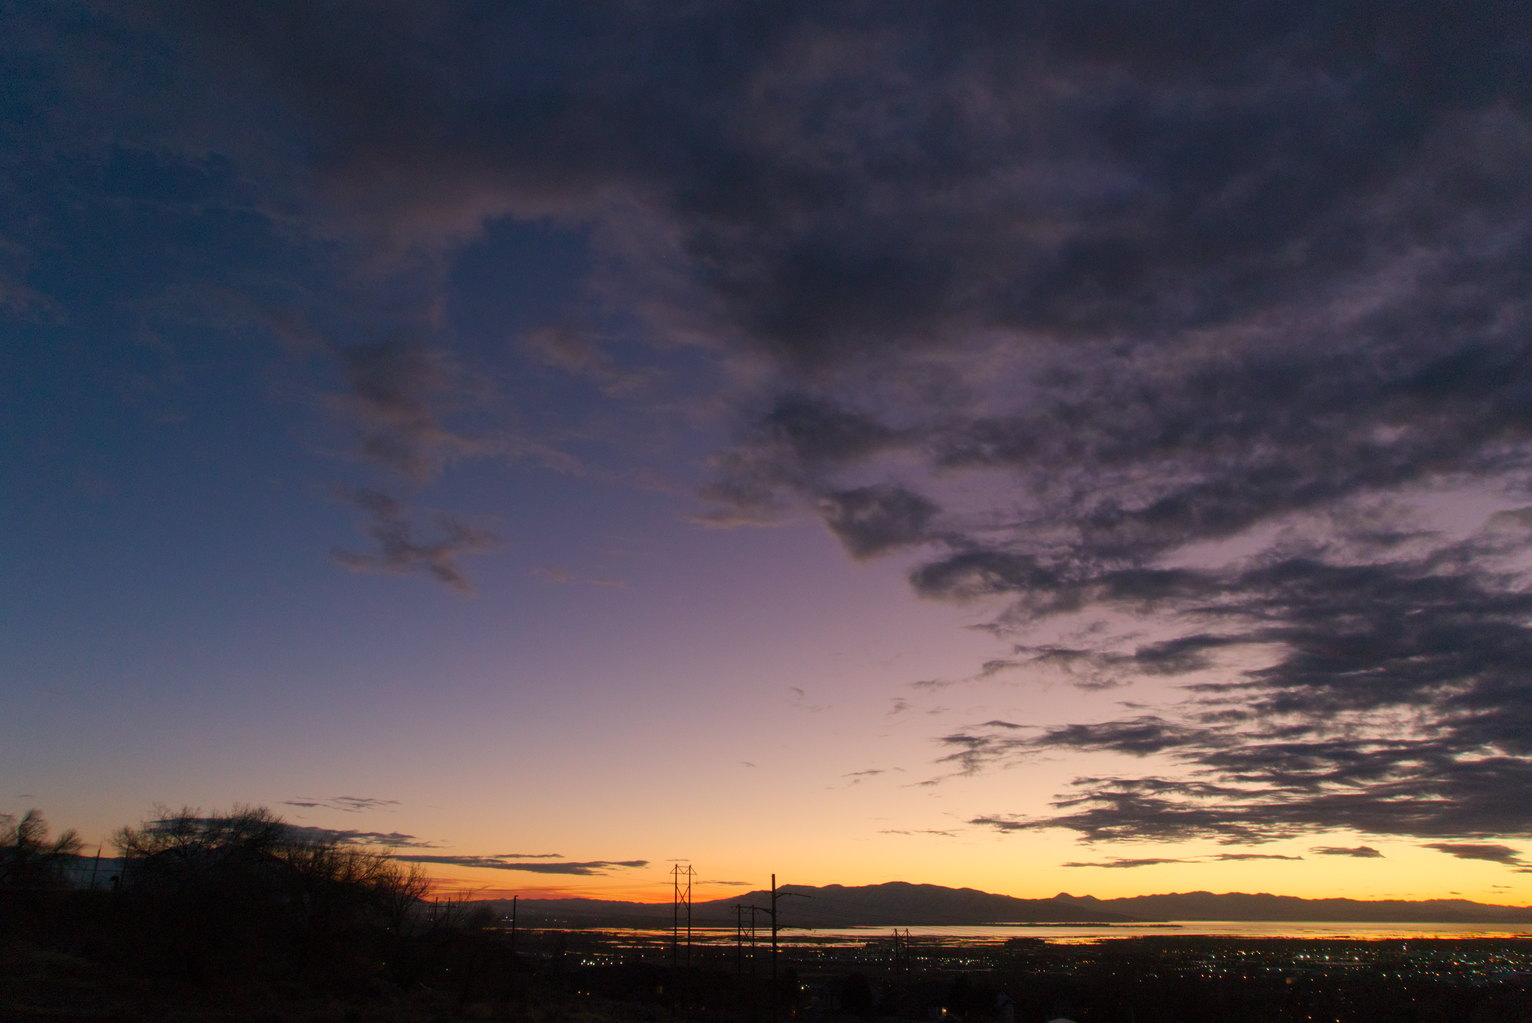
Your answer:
420;870;696;904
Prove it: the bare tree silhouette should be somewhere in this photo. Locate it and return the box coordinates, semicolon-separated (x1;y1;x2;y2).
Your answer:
0;809;82;890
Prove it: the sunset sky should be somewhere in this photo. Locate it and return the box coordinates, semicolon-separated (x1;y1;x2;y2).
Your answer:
5;2;1532;908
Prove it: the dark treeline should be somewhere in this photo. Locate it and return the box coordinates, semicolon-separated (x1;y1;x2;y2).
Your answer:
5;806;1532;1021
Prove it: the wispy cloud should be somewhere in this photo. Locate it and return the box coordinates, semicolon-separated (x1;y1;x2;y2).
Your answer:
1060;851;1301;868
281;825;435;849
392;854;649;876
329;341;494;482
1062;857;1190;870
522;326;657;398
1421;843;1527;866
331;487;499;594
282;795;400;814
1311;846;1384;859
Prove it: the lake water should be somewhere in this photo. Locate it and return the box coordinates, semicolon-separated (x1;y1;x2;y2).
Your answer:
607;920;1532;950
787;921;1532;943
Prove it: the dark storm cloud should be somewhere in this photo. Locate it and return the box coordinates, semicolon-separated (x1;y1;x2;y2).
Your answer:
392;854;649;876
12;2;1532;844
331;487;499;594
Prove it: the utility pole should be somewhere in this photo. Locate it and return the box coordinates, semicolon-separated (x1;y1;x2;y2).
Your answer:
745;874;808;1022
510;895;518;959
770;873;779;986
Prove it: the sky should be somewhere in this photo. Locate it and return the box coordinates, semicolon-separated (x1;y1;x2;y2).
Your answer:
4;1;1532;908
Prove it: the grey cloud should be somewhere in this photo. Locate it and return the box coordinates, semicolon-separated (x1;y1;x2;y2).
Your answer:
280;825;434;849
939;716;1205;775
698;397;909;526
135;814;430;849
910;552;1064;604
1060;851;1299;868
283;795;400;814
1421;843;1527;865
967;747;1532;844
331;487;499;594
1311;846;1384;858
950;524;1532;843
989;636;1240;692
1480;507;1532;536
1038;718;1207;756
1061;857;1190;869
133;5;1520;374
13;2;1532;848
330;341;494;481
522;326;657;397
820;485;940;559
392;854;649;876
843;767;904;787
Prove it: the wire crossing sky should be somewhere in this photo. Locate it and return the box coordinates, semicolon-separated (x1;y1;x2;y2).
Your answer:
4;1;1532;904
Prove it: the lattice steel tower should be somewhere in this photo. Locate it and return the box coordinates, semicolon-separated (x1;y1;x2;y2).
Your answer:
671;862;696;965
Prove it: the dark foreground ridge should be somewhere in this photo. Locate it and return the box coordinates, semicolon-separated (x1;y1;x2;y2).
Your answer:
8;814;1532;1020
482;881;1532;929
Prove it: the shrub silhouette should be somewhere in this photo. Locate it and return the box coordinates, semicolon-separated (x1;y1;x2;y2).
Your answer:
113;805;427;989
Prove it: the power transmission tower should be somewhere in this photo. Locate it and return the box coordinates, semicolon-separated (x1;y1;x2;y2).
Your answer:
735;903;748;977
736;902;769;978
671;863;695;966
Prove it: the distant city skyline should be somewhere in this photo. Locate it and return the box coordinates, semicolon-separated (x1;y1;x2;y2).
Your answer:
5;2;1532;907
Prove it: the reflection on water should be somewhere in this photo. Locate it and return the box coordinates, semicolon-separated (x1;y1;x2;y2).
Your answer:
593;920;1532;953
796;921;1532;945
